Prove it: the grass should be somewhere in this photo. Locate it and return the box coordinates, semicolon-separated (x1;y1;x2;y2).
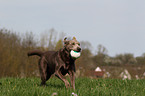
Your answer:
0;77;145;96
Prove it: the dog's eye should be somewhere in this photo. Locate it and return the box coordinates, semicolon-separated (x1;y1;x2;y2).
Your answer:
72;43;75;45
78;43;80;46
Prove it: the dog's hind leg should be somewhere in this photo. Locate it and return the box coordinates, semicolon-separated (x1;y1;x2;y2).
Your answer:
46;72;51;81
38;57;47;86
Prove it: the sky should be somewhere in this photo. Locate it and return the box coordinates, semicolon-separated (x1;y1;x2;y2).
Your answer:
0;0;145;57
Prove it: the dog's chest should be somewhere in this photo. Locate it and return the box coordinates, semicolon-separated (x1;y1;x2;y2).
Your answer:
60;65;70;75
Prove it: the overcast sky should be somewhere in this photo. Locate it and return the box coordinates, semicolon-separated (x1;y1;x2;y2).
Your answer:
0;0;145;57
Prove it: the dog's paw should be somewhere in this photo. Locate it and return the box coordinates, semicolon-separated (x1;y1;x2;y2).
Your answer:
65;81;70;88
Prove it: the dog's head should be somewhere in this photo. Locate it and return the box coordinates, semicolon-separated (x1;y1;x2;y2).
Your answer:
64;37;81;52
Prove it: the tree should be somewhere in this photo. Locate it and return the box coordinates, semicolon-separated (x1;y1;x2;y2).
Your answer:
48;28;57;50
115;53;137;65
76;42;93;70
136;53;145;65
55;39;63;50
97;44;108;55
22;32;36;49
80;41;92;50
93;44;108;66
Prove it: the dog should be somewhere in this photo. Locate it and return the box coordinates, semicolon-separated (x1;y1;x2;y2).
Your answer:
27;37;81;90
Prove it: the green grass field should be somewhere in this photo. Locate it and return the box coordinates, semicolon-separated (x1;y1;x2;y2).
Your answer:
0;77;145;96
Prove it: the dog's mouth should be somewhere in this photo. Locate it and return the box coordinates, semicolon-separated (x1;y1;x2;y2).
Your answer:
73;50;80;53
71;50;81;53
76;50;81;52
73;47;81;52
70;50;81;59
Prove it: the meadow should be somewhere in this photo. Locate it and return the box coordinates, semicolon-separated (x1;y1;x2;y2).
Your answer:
0;77;145;96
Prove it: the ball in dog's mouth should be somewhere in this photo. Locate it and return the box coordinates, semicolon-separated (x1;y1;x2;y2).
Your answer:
70;50;81;59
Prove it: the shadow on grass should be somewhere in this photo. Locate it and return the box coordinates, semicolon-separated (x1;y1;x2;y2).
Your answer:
36;83;65;89
47;83;64;89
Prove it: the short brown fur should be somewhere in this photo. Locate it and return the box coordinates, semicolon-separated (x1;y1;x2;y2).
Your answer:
27;37;81;90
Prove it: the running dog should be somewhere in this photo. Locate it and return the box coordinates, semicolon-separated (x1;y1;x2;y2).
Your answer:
27;37;81;90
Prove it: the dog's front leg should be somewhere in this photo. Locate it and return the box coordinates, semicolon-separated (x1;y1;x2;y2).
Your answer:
69;70;75;90
55;71;70;88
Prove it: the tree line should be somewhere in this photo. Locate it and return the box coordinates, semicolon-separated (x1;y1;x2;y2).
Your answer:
0;28;145;78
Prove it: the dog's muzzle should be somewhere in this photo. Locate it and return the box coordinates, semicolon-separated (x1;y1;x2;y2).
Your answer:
70;50;81;59
76;47;81;52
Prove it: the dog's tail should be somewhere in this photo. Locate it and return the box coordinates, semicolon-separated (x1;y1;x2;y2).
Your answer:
28;50;44;57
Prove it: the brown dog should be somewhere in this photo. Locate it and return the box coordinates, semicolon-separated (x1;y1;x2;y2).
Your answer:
28;37;81;90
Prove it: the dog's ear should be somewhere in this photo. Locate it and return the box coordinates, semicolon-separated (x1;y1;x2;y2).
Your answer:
73;37;76;40
64;37;69;45
64;37;67;41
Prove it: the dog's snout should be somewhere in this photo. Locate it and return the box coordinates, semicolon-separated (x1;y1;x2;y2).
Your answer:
77;47;81;52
